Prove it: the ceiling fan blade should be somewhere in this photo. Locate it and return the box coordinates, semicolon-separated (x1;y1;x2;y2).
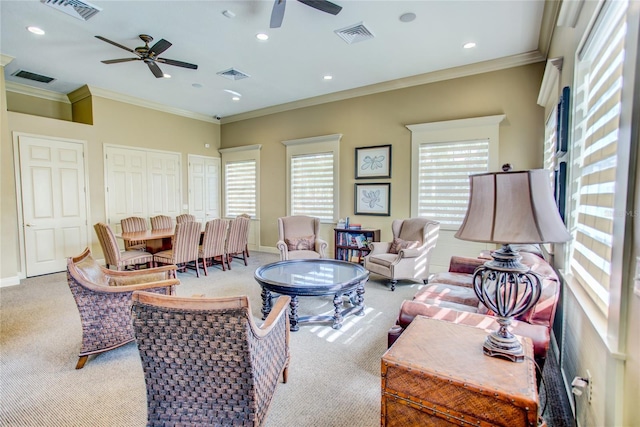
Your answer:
95;35;136;54
156;58;198;70
270;0;286;28
149;39;172;57
297;0;342;15
146;61;165;78
101;58;140;64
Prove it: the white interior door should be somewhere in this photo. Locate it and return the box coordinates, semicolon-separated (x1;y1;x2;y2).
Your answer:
188;155;220;223
148;151;181;217
105;146;148;234
18;135;88;276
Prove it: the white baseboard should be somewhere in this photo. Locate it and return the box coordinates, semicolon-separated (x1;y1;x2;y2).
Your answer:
0;276;21;287
258;246;279;255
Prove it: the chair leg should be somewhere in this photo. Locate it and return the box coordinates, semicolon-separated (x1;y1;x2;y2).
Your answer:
76;355;88;370
283;366;289;383
201;258;208;276
390;280;397;291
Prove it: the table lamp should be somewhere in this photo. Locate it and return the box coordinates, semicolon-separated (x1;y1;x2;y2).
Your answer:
455;165;571;362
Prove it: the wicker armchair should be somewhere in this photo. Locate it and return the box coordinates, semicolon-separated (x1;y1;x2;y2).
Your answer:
176;214;196;224
131;291;290;426
66;248;179;369
120;216;148;251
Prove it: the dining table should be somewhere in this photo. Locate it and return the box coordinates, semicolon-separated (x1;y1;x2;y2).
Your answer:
118;228;175;254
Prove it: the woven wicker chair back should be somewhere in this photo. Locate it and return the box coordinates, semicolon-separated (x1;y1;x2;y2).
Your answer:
176;214;197;224
172;221;201;264
150;215;173;230
120;217;148;250
201;219;228;259
131;292;289;426
226;216;250;254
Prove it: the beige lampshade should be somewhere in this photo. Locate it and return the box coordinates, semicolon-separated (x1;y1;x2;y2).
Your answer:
455;169;572;244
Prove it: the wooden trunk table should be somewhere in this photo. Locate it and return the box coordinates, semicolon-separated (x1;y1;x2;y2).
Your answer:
381;316;540;427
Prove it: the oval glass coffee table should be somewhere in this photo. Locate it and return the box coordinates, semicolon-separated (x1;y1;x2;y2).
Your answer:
254;259;369;331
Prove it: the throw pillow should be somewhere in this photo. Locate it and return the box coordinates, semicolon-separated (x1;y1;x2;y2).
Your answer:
388;237;419;254
285;235;316;251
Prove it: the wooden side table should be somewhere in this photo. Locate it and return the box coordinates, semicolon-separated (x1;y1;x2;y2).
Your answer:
381;316;540;427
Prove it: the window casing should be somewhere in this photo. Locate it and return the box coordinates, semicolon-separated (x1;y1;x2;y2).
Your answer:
282;134;341;222
567;0;628;316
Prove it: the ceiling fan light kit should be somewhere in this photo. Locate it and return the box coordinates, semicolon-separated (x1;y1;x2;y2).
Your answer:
95;34;198;78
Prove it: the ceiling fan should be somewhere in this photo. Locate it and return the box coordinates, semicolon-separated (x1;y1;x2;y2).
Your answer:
270;0;342;28
95;34;198;78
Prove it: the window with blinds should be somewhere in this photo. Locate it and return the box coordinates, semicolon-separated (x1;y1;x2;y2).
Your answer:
417;139;489;229
568;0;627;314
544;106;558;185
291;152;334;221
224;160;256;218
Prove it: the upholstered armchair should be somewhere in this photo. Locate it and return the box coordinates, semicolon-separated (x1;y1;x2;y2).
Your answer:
363;218;440;291
276;215;328;260
66;248;179;369
131;291;290;426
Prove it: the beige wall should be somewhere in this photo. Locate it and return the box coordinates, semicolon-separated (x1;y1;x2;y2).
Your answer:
6;91;72;121
1;92;220;282
221;63;545;257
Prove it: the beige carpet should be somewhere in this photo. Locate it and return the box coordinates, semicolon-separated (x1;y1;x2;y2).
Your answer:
0;252;421;427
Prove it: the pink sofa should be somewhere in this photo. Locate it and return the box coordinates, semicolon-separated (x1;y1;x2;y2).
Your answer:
388;249;560;369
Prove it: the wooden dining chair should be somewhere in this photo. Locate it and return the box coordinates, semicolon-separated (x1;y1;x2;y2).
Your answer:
120;216;148;251
176;214;196;224
199;219;229;274
93;222;154;270
150;215;173;230
225;216;250;268
154;221;202;277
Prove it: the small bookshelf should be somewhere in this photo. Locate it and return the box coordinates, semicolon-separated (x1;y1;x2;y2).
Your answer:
334;227;380;264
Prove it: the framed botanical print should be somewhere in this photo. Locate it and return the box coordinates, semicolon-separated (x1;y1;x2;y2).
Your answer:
354;183;391;216
355;144;391;179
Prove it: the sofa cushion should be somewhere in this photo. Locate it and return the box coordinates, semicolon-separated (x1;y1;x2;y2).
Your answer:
413;283;479;308
429;271;474;288
75;256;108;286
389;237;418;254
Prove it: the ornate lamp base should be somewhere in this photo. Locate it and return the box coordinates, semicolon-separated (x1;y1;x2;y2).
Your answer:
482;320;526;362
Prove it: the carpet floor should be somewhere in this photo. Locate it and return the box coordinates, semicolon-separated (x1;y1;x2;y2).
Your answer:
0;251;574;426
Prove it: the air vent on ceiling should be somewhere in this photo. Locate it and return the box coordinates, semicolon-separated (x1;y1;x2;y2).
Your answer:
12;69;56;84
41;0;102;21
334;22;375;44
216;68;251;81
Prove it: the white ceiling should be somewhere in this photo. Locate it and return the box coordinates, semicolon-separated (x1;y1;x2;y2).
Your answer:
1;0;546;121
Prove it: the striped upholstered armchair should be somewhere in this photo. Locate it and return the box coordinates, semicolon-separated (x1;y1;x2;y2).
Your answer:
131;291;290;426
66;248;178;369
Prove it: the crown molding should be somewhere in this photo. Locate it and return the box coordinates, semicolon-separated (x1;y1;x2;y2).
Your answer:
85;85;218;123
5;81;70;103
537;57;564;107
1;54;15;67
557;0;585;28
222;51;545;124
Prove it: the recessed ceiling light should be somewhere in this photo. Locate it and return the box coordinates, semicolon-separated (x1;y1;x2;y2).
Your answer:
163;73;171;78
323;75;333;80
399;13;416;23
232;96;240;101
463;42;477;49
27;26;45;35
256;33;269;41
192;83;203;88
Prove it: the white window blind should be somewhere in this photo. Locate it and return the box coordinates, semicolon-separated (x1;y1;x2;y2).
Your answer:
291;152;334;221
224;160;256;217
417;139;489;228
544;106;558;186
568;0;627;314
